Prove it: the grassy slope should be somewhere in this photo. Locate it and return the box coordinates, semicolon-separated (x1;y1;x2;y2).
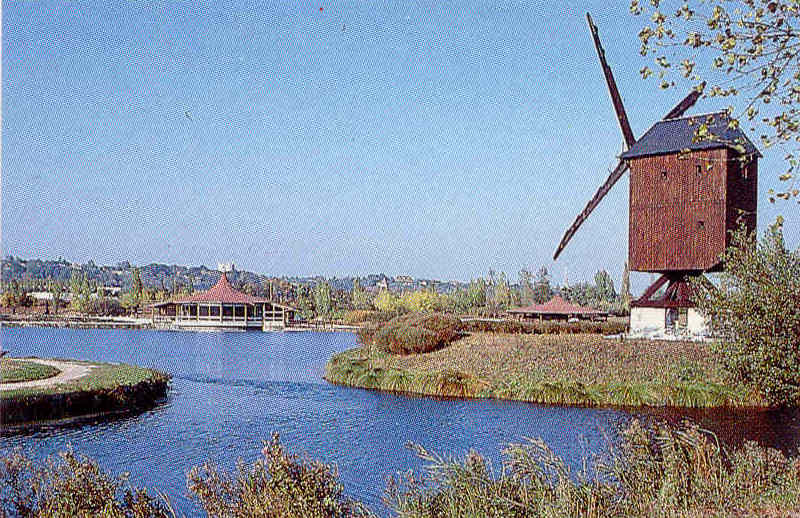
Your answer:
1;360;168;399
0;359;60;383
326;333;763;407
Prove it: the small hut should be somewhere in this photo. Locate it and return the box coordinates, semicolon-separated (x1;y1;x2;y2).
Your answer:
507;296;606;322
151;272;296;331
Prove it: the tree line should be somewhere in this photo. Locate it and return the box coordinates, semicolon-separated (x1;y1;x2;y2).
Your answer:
0;265;631;320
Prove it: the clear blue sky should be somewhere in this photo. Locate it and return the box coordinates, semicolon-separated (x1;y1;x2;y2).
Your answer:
3;1;797;289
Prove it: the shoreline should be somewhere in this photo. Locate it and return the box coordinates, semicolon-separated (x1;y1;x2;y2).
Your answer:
0;316;360;333
1;358;171;425
325;333;764;409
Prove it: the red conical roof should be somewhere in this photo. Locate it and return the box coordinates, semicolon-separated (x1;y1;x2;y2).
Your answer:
508;295;604;315
171;272;270;304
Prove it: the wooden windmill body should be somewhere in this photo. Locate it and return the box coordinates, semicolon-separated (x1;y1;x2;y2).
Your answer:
553;14;760;337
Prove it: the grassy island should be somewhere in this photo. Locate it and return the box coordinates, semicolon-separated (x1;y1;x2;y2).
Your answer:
1;358;170;425
1;358;60;383
326;323;762;408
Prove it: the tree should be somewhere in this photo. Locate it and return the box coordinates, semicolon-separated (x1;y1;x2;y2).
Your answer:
400;289;444;313
48;280;62;315
518;269;535;305
131;268;143;303
467;278;487;310
374;289;401;314
693;218;800;406
491;272;513;310
312;281;333;319
631;0;800;202
350;279;373;310
294;286;315;321
621;261;632;311
562;282;597;307
69;273;91;314
593;270;617;303
531;267;553;304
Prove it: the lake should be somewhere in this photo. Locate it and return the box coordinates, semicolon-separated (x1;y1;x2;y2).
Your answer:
1;327;798;516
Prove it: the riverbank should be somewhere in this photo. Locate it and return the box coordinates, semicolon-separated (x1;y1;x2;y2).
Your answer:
325;332;762;408
1;314;153;330
4;418;799;518
0;314;361;332
1;357;170;425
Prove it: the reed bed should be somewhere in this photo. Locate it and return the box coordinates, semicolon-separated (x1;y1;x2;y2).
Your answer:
386;420;800;518
3;421;797;517
325;333;759;407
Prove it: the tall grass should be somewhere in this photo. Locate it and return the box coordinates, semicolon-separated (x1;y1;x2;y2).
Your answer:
325;345;752;408
386;420;800;518
460;319;627;335
0;448;173;518
325;354;487;398
2;421;798;518
188;432;371;518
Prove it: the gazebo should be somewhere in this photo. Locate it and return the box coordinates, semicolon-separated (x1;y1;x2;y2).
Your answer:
151;272;296;331
507;296;606;322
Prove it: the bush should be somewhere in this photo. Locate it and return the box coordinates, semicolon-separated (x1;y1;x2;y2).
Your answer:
341;310;393;325
187;432;371;518
358;313;462;355
460;319;626;335
2;422;799;518
0;449;171;518
385;420;800;518
693;220;800;406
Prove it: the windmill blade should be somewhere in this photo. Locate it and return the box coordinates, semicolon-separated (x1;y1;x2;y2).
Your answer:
664;82;704;119
552;88;704;261
587;13;636;149
553;160;628;261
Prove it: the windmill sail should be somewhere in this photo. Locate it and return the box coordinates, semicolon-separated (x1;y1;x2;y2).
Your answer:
552;88;703;261
587;13;635;149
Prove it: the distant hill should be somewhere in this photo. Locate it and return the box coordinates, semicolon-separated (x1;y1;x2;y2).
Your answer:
1;256;465;294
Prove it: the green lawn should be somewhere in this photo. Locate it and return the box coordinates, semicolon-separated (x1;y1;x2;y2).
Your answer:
1;359;60;383
326;333;762;407
0;360;168;399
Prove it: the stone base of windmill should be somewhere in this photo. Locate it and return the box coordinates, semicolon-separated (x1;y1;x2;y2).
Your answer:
628;307;710;341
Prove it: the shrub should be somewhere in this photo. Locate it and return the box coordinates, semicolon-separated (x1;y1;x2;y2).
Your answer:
187;432;371;518
341;310;393;325
385;420;800;518
398;290;445;313
373;291;403;314
0;448;171;518
693;219;800;406
460;319;626;335
358;313;462;355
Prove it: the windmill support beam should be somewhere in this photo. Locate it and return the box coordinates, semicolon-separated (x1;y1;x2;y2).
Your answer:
632;271;704;309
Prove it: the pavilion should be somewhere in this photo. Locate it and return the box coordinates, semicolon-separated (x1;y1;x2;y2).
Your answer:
506;295;606;322
151;272;296;331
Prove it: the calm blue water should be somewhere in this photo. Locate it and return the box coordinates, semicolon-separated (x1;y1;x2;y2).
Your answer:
1;327;798;516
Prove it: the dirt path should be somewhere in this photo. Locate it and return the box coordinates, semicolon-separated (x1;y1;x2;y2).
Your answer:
0;359;95;391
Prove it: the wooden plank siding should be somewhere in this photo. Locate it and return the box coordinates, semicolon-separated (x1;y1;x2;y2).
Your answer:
725;157;757;248
628;148;742;272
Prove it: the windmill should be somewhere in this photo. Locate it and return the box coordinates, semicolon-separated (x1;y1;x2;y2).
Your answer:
553;14;760;336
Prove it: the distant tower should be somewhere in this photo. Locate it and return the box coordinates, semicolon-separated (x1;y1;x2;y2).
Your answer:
217;262;235;273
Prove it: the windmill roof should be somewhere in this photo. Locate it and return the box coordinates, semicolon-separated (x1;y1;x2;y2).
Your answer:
620;112;761;160
507;296;604;315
